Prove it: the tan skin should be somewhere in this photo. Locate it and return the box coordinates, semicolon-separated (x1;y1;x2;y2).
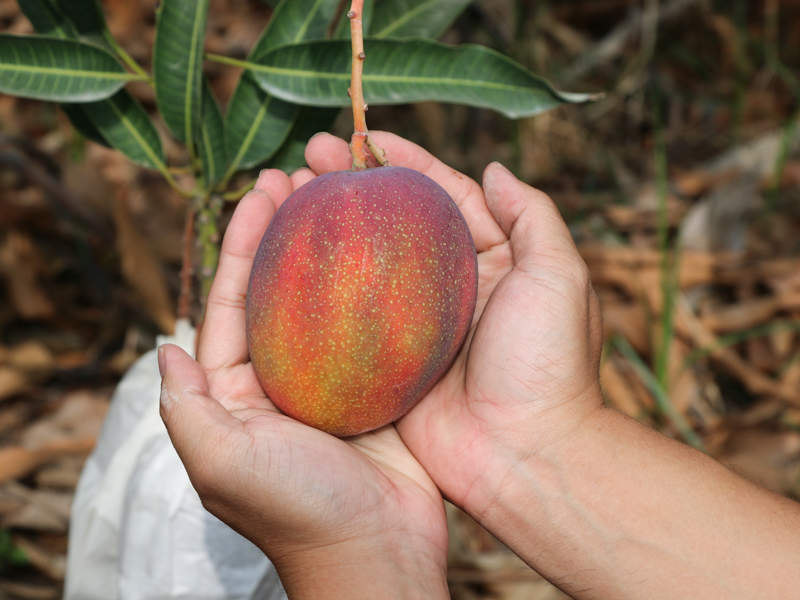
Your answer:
160;131;800;599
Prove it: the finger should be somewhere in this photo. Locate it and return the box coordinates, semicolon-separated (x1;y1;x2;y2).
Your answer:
197;169;291;370
289;167;316;191
305;132;507;252
482;162;586;278
159;344;241;482
304;132;351;172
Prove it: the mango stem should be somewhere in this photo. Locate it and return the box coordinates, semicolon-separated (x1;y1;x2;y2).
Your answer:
348;0;388;170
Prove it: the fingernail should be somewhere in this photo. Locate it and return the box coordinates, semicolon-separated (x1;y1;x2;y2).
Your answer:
158;345;166;377
309;131;328;141
490;161;513;175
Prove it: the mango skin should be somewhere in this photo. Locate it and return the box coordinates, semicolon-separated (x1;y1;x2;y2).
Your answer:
246;166;478;437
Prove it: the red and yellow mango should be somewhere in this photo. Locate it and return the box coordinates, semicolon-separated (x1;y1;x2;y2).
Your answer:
246;166;477;437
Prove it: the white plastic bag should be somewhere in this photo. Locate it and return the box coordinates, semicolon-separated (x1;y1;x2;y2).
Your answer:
65;320;286;600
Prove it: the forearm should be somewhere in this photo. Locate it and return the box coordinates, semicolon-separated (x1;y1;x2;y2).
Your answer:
267;534;451;599
470;403;800;599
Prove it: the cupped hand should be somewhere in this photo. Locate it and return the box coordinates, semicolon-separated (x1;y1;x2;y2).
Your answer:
158;168;449;597
304;132;605;518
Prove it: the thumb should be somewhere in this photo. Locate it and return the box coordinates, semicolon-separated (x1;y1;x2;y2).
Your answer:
159;343;240;479
482;162;584;276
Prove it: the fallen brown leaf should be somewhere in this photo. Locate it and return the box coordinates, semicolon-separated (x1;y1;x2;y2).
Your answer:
0;437;96;485
7;340;54;374
1;484;72;533
0;367;28;402
718;426;800;495
601;356;654;417
112;188;176;334
0;231;55;320
13;535;66;580
0;580;59;600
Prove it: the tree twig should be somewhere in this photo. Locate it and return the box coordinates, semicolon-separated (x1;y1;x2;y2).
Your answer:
348;0;388;170
561;0;701;85
178;204;196;321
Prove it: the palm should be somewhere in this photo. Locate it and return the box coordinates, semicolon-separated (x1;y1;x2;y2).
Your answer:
399;239;598;506
202;361;447;554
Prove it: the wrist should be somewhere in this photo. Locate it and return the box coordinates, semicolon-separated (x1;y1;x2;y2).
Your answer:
458;386;606;521
267;533;450;599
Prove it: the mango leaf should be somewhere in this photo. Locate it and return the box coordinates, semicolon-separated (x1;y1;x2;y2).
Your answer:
153;0;210;146
225;88;299;174
371;0;472;39
18;0;106;145
17;0;78;38
81;90;167;172
53;0;109;47
223;0;340;177
17;1;164;166
199;79;228;186
60;103;111;147
248;38;597;119
0;34;133;102
267;106;340;173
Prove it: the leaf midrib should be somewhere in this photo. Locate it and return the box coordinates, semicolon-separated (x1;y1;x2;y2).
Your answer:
184;1;207;155
251;63;528;93
106;97;166;170
0;62;130;79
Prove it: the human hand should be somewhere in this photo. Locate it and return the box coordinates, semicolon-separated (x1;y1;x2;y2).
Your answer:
158;169;450;599
304;131;604;519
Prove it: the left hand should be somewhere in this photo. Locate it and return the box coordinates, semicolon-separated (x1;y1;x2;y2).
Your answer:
159;168;450;599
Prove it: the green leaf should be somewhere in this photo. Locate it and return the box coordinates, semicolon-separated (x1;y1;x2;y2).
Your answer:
199;78;228;186
153;0;210;147
81;90;167;171
249;38;597;119
19;0;110;46
0;34;132;102
267;106;340;173
223;0;340;177
250;0;338;59
60;103;111;147
53;0;109;46
371;0;471;39
225;84;300;173
17;1;163;161
17;0;78;38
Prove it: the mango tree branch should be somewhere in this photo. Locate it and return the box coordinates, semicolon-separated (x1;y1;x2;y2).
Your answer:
178;204;196;321
197;194;224;321
348;0;388;170
104;29;154;85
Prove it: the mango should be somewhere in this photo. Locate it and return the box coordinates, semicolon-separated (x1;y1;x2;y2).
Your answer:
246;166;477;436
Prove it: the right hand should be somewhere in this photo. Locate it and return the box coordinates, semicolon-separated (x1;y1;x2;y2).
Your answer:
304;132;606;515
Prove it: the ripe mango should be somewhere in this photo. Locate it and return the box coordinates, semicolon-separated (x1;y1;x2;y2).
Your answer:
246;166;477;436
